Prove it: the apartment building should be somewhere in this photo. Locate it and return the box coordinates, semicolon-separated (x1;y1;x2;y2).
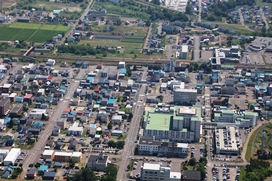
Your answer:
0;98;10;116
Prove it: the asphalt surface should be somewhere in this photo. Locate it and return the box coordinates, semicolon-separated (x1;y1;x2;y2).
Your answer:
21;69;86;177
194;35;200;61
117;84;147;181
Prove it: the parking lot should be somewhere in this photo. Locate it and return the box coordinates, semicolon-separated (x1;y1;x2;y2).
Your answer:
211;165;240;181
241;53;265;65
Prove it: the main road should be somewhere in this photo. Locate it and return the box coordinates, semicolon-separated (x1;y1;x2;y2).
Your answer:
117;84;147;181
21;69;86;177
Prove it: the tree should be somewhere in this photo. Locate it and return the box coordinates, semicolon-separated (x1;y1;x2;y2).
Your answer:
100;165;118;181
107;123;113;130
8;120;14;128
108;140;116;148
116;140;125;149
68;168;98;181
188;158;196;166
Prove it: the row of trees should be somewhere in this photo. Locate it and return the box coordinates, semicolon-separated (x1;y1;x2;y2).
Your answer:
188;62;211;73
241;159;272;181
58;44;111;56
68;165;118;181
108;140;125;149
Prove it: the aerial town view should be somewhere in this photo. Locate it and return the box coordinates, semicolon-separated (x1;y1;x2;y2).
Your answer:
0;0;271;180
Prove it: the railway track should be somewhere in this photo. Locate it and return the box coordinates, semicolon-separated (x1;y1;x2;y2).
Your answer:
0;51;271;68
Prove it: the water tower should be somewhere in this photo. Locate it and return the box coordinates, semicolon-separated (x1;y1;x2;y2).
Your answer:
261;130;266;153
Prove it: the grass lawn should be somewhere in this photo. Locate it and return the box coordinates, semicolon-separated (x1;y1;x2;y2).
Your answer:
245;124;270;161
239;167;246;181
255;0;272;7
79;40;143;49
93;1;150;20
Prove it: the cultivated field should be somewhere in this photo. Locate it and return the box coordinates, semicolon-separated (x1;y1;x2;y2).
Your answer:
0;23;71;43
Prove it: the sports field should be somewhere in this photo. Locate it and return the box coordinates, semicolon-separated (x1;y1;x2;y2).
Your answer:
0;22;71;43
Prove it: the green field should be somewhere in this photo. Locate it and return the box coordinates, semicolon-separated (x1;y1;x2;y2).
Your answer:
0;22;71;43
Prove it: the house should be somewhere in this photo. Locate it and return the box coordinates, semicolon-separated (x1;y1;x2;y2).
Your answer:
68;139;78;150
111;115;122;124
27;169;37;179
9;104;23;117
0;98;10;116
86;153;109;171
52;126;60;136
54;152;72;162
67;122;83;136
29;109;48;120
42;150;54;160
56;118;67;129
43;171;56;180
39;165;48;172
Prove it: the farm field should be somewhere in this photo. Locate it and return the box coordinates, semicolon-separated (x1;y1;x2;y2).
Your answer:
79;40;143;49
0;23;71;43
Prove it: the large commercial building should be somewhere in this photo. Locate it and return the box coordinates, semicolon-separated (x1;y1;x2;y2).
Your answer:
213;110;258;128
173;88;197;105
215;127;240;155
138;138;188;158
141;163;181;181
143;106;201;143
3;148;21;166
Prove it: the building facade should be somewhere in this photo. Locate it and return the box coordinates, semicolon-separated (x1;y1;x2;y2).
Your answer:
173;89;197;105
143;106;201;143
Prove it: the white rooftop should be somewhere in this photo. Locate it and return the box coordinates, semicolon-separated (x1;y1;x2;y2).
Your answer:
54;152;72;157
72;152;82;157
143;163;160;171
43;150;54;155
176;143;188;148
170;172;181;179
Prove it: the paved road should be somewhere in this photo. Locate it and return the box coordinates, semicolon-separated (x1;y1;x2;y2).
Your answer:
238;8;244;26
198;0;202;22
259;7;269;30
58;0;94;45
117;84;147;181
21;69;86;177
143;23;153;49
0;64;22;85
194;35;200;61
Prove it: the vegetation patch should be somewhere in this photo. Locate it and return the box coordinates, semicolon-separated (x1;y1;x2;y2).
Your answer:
0;23;70;42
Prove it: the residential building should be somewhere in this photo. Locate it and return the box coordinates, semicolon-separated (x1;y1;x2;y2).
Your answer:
180;45;188;59
173;89;197;105
0;98;10;116
26;169;37;179
56;118;67;129
43;171;55;180
54;152;72;162
67;122;83;136
213;110;258;128
86;153;109;171
42;150;54;160
143;106;201;143
29;109;48;120
71;152;82;162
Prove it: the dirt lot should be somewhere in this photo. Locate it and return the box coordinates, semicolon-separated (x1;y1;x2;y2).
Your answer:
3;0;16;7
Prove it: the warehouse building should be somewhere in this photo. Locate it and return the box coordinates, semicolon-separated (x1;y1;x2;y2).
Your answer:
3;148;21;166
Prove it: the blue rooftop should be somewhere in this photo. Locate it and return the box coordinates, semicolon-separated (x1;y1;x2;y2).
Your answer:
120;68;127;74
53;10;61;15
16;97;23;103
87;77;93;83
108;98;115;105
89;124;96;129
4;117;11;125
39;165;48;172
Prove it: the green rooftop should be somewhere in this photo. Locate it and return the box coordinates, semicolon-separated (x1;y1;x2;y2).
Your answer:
145;113;172;131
